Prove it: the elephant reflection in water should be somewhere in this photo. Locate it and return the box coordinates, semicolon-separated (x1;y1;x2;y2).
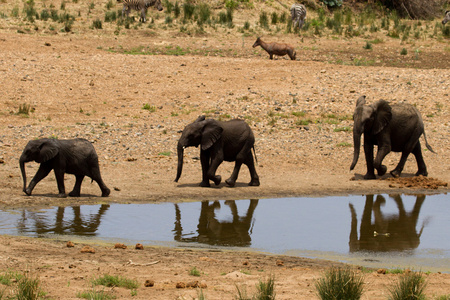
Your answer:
349;194;426;252
174;199;258;247
19;204;109;236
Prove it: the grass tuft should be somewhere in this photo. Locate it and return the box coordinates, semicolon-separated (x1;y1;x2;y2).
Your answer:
387;272;427;300
315;267;364;300
91;274;139;289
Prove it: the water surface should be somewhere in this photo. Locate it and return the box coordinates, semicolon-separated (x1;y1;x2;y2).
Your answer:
0;194;448;272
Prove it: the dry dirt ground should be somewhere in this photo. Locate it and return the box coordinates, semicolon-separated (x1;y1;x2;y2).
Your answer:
0;2;450;298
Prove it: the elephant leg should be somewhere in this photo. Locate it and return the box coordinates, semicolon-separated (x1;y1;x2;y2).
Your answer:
207;154;223;186
363;140;376;179
245;153;260;186
25;164;52;196
225;161;242;187
90;166;111;197
374;145;390;177
411;142;428;177
69;175;84;197
200;152;211;187
390;150;412;178
53;168;67;198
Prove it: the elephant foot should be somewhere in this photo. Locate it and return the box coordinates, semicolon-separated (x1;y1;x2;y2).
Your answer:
69;190;81;197
363;173;376;180
225;178;236;187
377;165;387;176
101;188;111;197
390;169;402;178
248;178;260;186
58;193;68;198
415;170;428;177
212;175;222;186
199;181;211;187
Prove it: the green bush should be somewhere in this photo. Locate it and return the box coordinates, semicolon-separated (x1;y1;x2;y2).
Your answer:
271;12;278;24
24;0;38;22
105;10;117;22
259;11;269;29
92;18;102;29
183;2;195;20
315;267;364;300
387;272;427;300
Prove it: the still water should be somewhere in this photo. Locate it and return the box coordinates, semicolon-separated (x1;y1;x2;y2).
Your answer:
0;194;449;272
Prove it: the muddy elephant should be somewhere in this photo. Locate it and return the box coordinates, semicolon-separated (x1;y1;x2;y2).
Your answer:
350;96;434;179
349;194;426;252
175;116;260;187
20;138;110;197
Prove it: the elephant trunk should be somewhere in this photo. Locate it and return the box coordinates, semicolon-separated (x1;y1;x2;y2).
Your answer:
175;143;184;182
19;156;27;193
350;130;362;171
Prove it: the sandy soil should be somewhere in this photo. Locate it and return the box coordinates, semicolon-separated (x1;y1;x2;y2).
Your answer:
0;2;449;298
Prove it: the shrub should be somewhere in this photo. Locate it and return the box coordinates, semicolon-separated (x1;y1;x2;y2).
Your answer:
315;267;364;300
259;11;269;29
183;2;195;20
363;41;372;50
104;11;117;22
387;272;427;300
271;12;278;24
92;18;102;29
92;274;139;289
174;1;180;18
196;3;210;25
255;275;276;300
400;48;407;55
105;0;114;10
24;0;38;22
40;9;50;21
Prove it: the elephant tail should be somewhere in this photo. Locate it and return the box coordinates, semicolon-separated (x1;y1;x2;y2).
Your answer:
252;146;258;164
423;131;436;154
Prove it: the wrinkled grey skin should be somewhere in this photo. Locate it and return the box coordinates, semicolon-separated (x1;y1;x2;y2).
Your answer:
442;10;450;25
20;138;110;198
122;0;163;23
350;95;434;179
175;116;260;187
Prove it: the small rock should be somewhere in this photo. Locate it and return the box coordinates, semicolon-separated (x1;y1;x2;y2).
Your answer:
144;280;154;287
276;260;284;266
135;243;144;250
377;269;386;274
66;241;75;248
176;282;186;289
80;246;95;254
186;281;199;288
114;243;127;249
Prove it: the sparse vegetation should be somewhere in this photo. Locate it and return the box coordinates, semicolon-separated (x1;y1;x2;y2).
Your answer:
315;267;364;300
387;272;427;300
91;274;139;290
189;267;201;277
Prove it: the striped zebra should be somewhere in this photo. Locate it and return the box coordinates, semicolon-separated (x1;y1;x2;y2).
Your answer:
290;3;307;30
443;10;450;25
119;0;163;23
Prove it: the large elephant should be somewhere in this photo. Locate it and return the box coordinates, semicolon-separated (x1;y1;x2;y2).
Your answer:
350;96;434;179
19;138;110;197
175;116;260;187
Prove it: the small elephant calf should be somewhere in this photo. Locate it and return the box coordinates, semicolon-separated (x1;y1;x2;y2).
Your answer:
252;37;296;60
19;138;110;197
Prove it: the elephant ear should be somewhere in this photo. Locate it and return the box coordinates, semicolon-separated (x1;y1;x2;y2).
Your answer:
201;120;223;150
356;95;366;107
195;115;206;123
36;140;60;163
372;100;392;135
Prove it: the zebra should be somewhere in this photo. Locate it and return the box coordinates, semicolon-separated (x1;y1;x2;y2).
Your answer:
290;3;307;30
119;0;163;23
443;10;450;25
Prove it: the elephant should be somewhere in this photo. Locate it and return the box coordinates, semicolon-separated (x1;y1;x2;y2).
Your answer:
175;116;260;187
19;138;110;197
350;96;435;180
349;194;426;252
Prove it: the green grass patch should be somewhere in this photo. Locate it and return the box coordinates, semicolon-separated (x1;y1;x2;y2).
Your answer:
91;274;138;289
77;288;116;300
189;267;201;277
142;103;156;112
334;126;352;132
